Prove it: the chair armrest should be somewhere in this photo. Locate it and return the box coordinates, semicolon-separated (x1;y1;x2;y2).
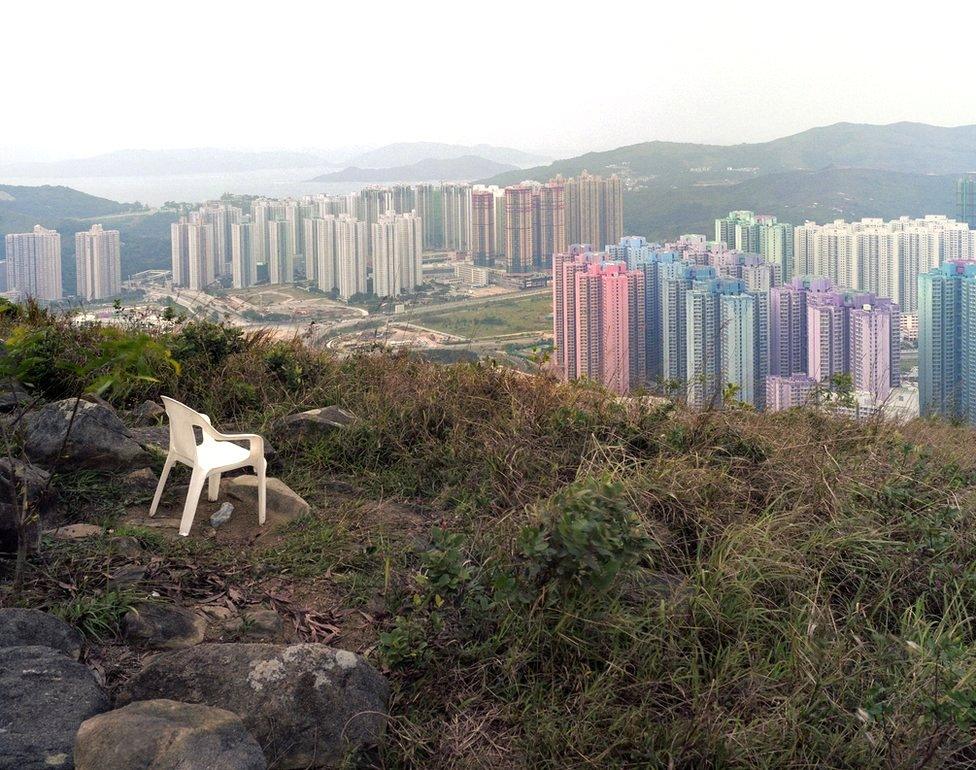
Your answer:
199;421;265;454
215;430;265;452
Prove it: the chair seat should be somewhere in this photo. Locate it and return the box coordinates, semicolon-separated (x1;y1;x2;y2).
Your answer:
197;440;250;469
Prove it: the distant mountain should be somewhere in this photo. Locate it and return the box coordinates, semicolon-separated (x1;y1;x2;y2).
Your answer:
349;142;548;170
310;155;518;183
486;122;976;188
0;148;334;179
623;168;957;240
481;122;974;238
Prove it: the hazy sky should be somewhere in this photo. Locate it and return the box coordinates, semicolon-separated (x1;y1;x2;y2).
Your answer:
5;0;976;161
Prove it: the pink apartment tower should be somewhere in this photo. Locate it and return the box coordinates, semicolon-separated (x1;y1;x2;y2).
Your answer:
553;248;646;394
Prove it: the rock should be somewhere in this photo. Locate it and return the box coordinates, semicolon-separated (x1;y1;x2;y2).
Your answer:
108;563;147;588
129;425;170;454
223;609;285;641
0;458;54;553
23;399;151;471
225;476;310;521
0;381;30;412
211;501;234;528
74;699;267;770
198;605;234;622
123;467;159;493
274;406;358;439
124;603;206;650
0;645;108;769
129;399;165;426
45;523;104;540
0;609;83;660
118;643;390;769
107;535;142;557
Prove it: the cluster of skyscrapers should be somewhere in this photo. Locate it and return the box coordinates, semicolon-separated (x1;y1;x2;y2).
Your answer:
170;172;623;297
472;172;623;272
171;196;422;300
2;224;121;302
553;217;905;416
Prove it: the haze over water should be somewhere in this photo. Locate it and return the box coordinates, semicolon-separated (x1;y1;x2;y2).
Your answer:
0;168;384;206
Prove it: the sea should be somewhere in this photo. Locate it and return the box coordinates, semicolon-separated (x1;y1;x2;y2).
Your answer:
0;167;389;205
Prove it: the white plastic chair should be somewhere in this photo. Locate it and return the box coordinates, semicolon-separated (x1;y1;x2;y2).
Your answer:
148;396;267;536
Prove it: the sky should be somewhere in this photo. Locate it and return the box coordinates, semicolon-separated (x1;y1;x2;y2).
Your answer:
4;0;976;162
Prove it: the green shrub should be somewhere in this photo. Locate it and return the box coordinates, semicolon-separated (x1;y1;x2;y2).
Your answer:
509;478;648;605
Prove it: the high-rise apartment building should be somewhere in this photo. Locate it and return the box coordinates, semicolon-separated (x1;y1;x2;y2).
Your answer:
957;174;976;231
564;172;623;249
572;261;646;395
442;184;472;253
75;224;121;300
918;260;976;423
335;216;368;300
372;210;423;298
267;220;294;285
415;184;444;251
766;374;818;411
685;277;749;408
504;185;535;273
533;181;566;269
230;222;255;289
4;225;62;301
471;189;497;266
171;216;214;290
769;276;835;377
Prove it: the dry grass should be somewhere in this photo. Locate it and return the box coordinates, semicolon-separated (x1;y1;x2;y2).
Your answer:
3;308;976;767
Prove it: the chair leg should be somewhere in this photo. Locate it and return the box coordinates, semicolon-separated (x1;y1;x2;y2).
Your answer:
256;458;267;526
179;467;208;537
149;455;176;517
208;472;221;502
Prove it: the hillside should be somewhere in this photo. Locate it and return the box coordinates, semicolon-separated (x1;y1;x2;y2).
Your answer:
0;184;175;287
349;141;549;169
310;155;518;183
2;312;976;767
483;122;974;236
0;148;332;178
626;168;959;239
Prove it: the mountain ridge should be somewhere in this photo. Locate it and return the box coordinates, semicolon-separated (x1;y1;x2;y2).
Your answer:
349;142;548;169
310;155;518;184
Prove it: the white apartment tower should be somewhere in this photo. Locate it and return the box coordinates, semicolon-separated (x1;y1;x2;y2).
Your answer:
75;224;121;300
5;225;63;301
371;210;423;298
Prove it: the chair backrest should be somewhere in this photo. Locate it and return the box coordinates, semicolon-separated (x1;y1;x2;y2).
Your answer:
160;396;211;460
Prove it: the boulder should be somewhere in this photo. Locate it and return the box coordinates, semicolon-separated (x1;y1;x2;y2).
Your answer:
0;458;54;553
0;608;83;660
0;645;108;769
225;476;310;521
222;609;285;641
106;535;143;557
23;399;150;471
74;699;267;770
45;523;104;540
273;406;358;439
0;382;31;412
118;643;390;769
108;563;147;588
123;467;159;493
124;603;206;650
129;399;166;426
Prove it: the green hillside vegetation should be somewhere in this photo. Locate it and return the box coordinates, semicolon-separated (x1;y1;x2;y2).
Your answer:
0;184;176;290
484;122;972;239
5;308;976;767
